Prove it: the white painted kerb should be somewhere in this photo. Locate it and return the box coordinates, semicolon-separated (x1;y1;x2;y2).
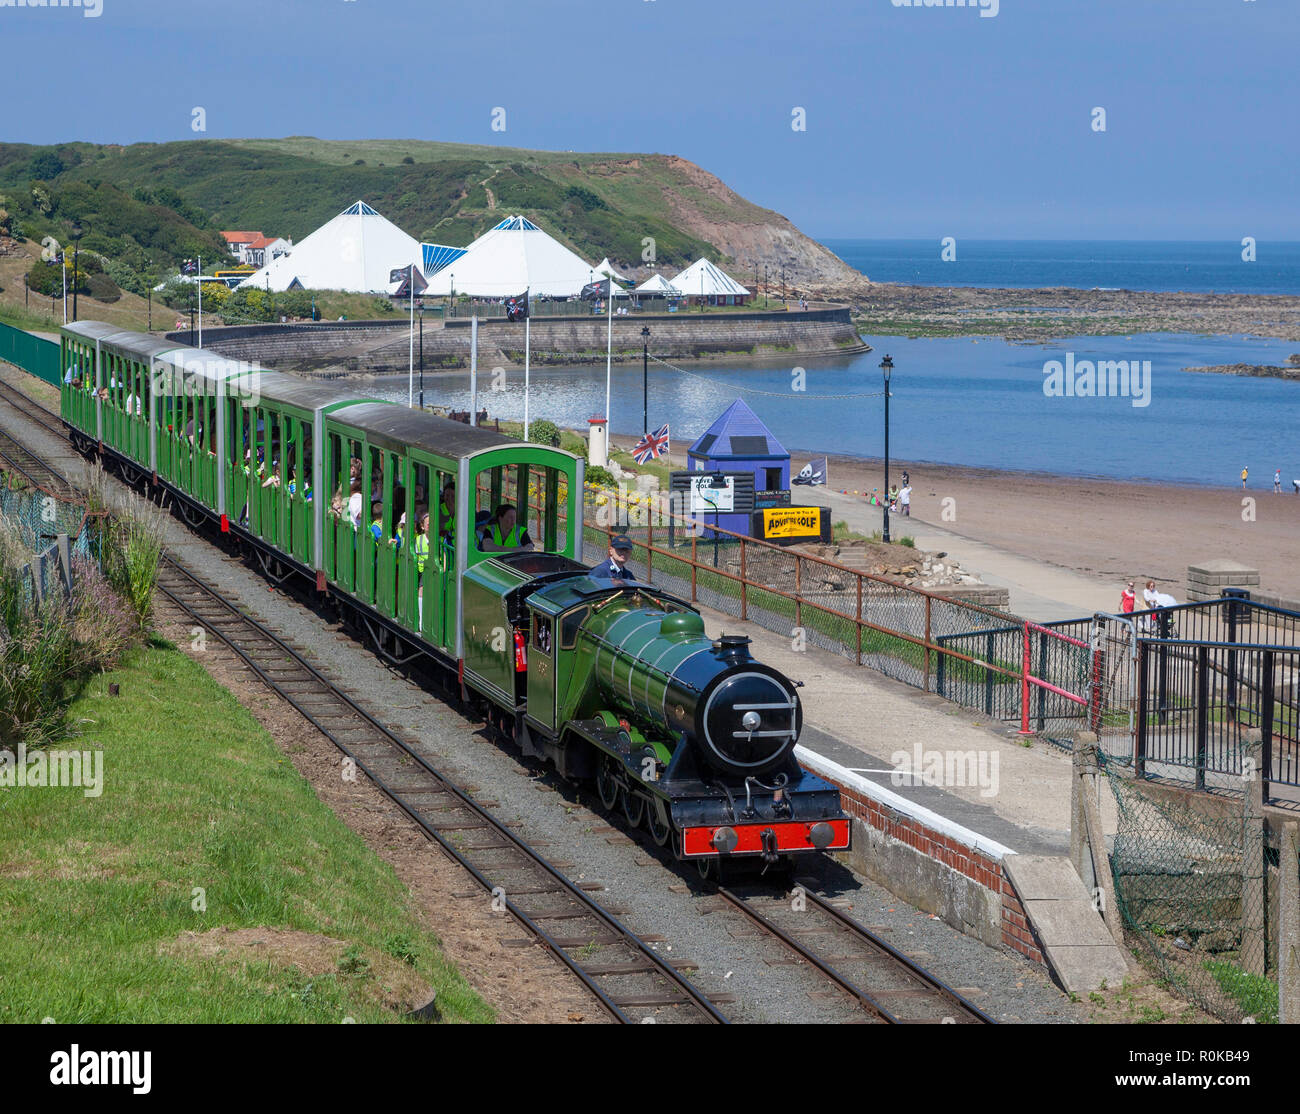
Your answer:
795;744;1018;863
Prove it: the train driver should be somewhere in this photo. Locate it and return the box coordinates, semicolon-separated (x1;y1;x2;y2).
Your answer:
590;535;636;581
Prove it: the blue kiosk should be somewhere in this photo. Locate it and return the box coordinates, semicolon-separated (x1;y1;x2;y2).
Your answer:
672;399;827;545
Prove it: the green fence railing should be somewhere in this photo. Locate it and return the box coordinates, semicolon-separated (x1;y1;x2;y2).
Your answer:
0;321;61;384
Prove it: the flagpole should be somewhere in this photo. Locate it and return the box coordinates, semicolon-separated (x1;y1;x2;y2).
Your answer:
524;304;531;441
469;315;478;427
62;256;67;325
197;255;203;348
408;265;415;408
605;279;613;433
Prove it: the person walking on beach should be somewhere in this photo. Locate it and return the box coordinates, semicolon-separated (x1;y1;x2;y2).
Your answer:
900;483;911;517
1241;467;1248;490
1274;469;1282;493
1120;582;1136;614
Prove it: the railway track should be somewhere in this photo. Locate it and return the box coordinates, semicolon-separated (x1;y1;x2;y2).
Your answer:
718;884;993;1024
0;390;728;1025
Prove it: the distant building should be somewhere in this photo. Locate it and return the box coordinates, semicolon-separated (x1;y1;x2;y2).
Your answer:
220;230;292;267
243;234;293;268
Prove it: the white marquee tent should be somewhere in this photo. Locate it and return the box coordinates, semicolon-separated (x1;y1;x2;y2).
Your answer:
237;201;422;293
593;257;629;283
421;215;594;298
670;258;750;300
634;273;681;296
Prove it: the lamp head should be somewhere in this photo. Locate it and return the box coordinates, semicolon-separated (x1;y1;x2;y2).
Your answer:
880;354;893;381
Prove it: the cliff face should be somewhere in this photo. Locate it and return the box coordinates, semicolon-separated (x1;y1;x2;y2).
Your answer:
560;153;868;293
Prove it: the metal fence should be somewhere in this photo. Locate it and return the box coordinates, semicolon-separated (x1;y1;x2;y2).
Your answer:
0;321;61;385
579;486;1098;726
1090;596;1300;793
0;483;94;605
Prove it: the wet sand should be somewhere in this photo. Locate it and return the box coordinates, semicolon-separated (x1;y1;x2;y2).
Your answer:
607;433;1300;600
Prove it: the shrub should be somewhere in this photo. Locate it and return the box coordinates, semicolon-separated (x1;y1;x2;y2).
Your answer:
899;536;916;548
70;556;136;673
29;151;65;181
101;496;166;634
0;594;80;749
585;465;615;488
86;273;121;303
401;156;415;165
528;420;561;447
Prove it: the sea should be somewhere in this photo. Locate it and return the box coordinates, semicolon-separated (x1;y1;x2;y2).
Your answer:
364;241;1300;489
820;239;1300;295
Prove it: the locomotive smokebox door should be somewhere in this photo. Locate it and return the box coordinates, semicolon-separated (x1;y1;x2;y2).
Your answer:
525;608;558;733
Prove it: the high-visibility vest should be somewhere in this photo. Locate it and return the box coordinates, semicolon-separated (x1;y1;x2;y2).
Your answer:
441;504;455;539
413;533;429;574
492;522;522;548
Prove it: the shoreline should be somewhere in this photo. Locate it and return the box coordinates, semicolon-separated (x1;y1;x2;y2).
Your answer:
595;430;1277;496
841;283;1300;343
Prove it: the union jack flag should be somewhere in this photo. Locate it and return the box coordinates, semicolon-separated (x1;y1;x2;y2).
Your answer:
632;424;670;465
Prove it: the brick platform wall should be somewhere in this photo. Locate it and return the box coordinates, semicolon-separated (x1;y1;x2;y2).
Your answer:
798;751;1047;967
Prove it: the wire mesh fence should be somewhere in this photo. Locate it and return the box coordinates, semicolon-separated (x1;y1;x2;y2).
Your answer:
1103;750;1292;1023
0;483;95;606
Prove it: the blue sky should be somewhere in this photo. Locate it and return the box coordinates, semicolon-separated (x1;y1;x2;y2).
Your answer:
4;0;1295;240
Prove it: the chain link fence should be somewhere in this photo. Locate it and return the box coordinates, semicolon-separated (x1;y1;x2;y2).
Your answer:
1102;749;1291;1023
0;482;95;605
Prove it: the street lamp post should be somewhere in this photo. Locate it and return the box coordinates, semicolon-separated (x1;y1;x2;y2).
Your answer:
641;325;650;436
880;354;893;544
70;220;84;322
418;300;425;410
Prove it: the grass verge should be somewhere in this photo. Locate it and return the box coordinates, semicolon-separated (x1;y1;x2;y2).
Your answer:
0;637;492;1023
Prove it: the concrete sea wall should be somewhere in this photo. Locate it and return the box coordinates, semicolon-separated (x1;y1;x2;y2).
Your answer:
168;308;869;377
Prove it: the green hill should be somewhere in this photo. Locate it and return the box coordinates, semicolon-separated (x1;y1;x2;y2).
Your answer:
0;137;864;294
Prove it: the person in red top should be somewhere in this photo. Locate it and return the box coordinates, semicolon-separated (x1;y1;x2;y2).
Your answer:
1120;581;1136;613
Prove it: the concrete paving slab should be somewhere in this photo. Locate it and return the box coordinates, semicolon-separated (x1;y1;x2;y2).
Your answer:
1004;854;1095;900
1042;944;1131;994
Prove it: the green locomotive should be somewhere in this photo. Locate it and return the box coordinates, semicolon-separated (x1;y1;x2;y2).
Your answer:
58;321;850;874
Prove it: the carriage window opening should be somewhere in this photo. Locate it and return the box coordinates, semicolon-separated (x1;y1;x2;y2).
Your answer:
327;432;343;516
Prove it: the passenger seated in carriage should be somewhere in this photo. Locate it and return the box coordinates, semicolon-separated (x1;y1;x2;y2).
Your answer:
478;503;534;553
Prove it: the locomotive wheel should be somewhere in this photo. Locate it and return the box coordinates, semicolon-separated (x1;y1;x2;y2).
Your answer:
622;787;646;827
595;757;620;811
696;856;717;882
646;800;672;847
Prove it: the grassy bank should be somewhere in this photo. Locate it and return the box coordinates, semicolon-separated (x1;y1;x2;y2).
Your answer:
0;638;492;1023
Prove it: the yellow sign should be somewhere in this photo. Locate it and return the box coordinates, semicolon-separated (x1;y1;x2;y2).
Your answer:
761;506;823;540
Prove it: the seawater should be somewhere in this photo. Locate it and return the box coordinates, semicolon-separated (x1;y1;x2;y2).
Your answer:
370;332;1300;488
820;239;1300;296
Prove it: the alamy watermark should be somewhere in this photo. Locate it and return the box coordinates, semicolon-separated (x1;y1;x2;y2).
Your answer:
889;743;999;798
0;0;103;17
1042;353;1151;408
891;0;998;18
0;744;104;798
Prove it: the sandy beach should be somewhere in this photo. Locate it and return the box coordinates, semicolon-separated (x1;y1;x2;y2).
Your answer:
607;432;1300;602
